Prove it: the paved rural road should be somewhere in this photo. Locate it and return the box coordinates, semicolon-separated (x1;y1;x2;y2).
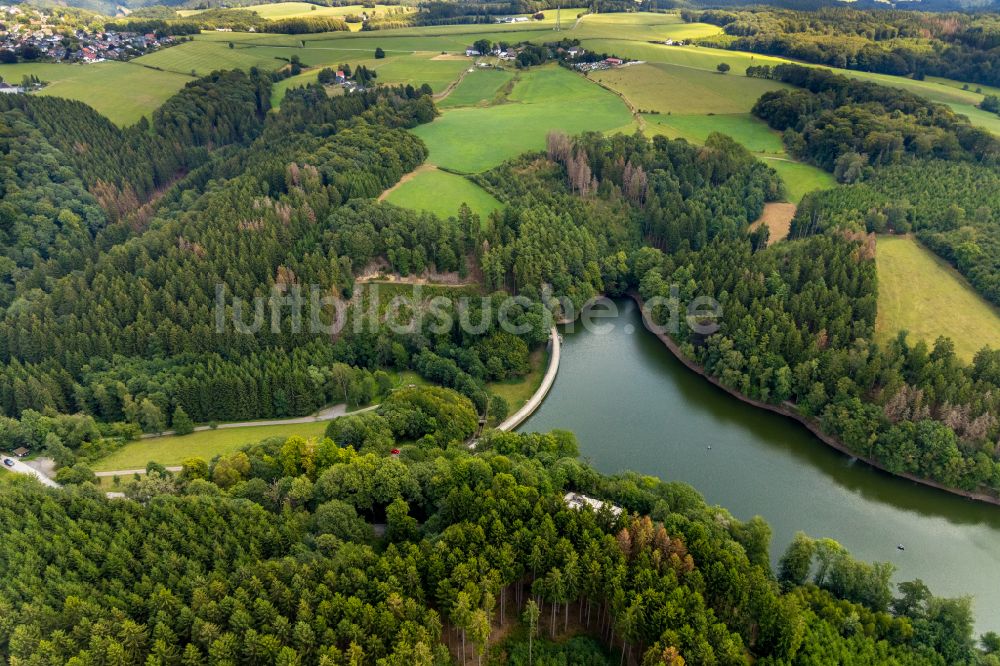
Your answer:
1;455;60;488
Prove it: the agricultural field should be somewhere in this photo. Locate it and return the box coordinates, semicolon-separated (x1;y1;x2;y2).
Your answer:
642;113;784;153
412;65;632;173
0;61;188;125
439;67;514;108
269;52;469;107
578;37;1000;138
875;235;1000;362
10;9;1000;138
246;3;411;30
573;11;722;43
591;61;788;115
382;166;502;220
134;39;306;76
92;421;329;471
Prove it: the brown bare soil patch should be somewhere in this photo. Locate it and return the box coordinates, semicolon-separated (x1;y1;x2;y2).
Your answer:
750;202;797;245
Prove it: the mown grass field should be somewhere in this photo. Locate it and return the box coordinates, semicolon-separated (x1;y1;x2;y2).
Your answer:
876;235;1000;362
642;113;784;153
573;12;721;42
591;61;788;115
93;421;329;471
135;40;307;76
439;67;514;108
383;167;502;219
247;3;411;30
413;65;632;173
760;157;837;204
0;61;189;125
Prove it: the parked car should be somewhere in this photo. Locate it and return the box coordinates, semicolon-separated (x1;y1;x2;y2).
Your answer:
3;458;14;467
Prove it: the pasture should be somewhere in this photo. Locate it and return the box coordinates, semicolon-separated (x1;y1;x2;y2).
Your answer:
642;113;784;153
573;12;721;43
269;52;470;107
0;61;188;125
382;167;502;220
439;67;514;107
591;61;788;115
135;39;305;76
244;3;411;30
875;235;1000;362
411;65;632;173
13;9;1000;138
92;421;329;471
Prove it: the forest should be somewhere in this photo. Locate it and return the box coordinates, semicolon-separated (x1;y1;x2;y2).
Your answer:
748;63;1000;309
2;32;1000;658
3;60;1000;503
686;7;1000;88
471;119;1000;495
1;418;991;664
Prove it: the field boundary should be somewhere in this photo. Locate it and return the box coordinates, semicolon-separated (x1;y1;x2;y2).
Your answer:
631;293;1000;507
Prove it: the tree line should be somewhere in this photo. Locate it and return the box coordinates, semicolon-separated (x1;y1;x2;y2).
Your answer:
3;407;988;663
685;6;1000;89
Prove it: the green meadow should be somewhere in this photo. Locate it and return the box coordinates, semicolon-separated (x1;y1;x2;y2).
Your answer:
876;235;1000;362
439;67;514;108
269;53;469;107
413;65;632;173
0;61;188;125
591;61;789;114
11;9;1000;137
383;167;502;220
135;39;305;76
760;157;837;204
244;3;411;30
642;113;784;153
93;421;329;471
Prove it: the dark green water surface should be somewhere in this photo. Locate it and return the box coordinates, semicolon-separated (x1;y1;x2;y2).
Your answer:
519;298;1000;633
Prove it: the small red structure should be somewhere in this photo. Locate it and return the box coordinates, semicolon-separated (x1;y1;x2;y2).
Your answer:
390;448;401;458
604;57;623;66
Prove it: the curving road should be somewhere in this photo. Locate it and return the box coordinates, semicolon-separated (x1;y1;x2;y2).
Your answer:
0;455;59;488
496;326;561;432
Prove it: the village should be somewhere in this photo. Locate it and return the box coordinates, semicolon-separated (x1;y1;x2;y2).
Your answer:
0;5;176;66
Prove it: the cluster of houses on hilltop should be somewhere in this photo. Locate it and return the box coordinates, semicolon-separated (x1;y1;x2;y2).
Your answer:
0;6;176;64
466;43;587;61
574;56;641;72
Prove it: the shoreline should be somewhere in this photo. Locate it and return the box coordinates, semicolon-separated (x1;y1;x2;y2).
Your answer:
631;293;1000;508
495;326;561;432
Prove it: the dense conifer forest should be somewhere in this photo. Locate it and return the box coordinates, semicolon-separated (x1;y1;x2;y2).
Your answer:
0;425;989;664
